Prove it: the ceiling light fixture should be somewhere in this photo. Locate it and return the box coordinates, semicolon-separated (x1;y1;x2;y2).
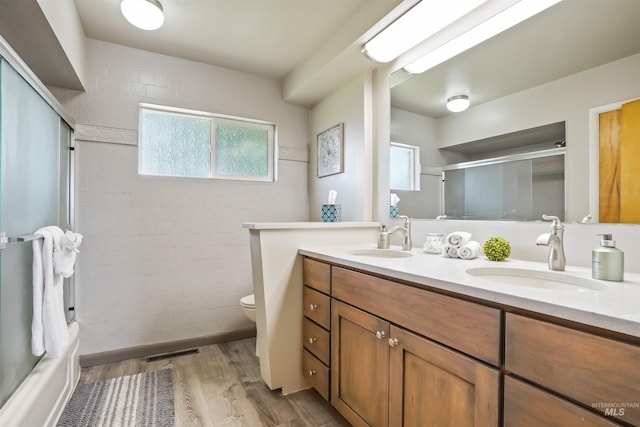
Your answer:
121;0;165;31
362;0;488;63
403;0;561;74
447;95;470;112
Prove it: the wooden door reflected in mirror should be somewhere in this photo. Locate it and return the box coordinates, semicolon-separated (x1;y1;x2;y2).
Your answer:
599;99;640;223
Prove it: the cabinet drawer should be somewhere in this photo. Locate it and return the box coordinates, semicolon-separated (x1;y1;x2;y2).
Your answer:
303;350;330;401
303;257;331;294
303;318;330;365
504;376;622;427
303;286;330;329
332;267;501;366
505;313;640;425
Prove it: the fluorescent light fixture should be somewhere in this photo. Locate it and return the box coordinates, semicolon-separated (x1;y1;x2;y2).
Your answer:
404;0;562;74
121;0;164;31
447;95;470;112
362;0;487;63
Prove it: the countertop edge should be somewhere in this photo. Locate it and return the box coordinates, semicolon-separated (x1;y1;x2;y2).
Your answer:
242;221;381;230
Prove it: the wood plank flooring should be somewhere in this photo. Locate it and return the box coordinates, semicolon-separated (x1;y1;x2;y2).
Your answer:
78;338;350;427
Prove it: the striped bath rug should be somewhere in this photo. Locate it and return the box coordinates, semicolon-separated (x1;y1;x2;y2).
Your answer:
57;369;175;427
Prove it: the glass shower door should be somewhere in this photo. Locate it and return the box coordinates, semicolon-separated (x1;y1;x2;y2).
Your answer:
0;57;62;408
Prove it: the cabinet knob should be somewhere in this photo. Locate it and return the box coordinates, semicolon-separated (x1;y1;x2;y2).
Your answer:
309;304;318;311
308;337;317;344
375;330;386;340
308;369;316;376
388;338;399;348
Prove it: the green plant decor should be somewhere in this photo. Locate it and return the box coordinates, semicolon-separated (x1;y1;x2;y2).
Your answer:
483;237;512;261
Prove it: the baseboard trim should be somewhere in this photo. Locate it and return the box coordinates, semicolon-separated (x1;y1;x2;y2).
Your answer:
80;327;257;367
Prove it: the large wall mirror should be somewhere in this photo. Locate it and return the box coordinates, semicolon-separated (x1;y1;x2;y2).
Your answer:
388;0;640;223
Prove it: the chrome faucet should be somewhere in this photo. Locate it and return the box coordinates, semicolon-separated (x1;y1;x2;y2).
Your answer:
536;214;566;271
390;215;412;251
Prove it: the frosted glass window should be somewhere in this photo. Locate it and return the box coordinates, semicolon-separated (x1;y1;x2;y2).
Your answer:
138;104;275;181
215;123;268;177
390;142;420;191
139;110;210;178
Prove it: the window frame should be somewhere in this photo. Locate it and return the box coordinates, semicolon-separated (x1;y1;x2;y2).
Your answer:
138;103;277;182
390;141;421;191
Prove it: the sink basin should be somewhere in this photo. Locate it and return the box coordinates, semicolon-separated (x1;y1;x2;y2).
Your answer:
348;249;413;258
465;267;608;292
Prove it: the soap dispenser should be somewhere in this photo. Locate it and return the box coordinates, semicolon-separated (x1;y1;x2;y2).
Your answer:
592;234;624;281
378;225;390;249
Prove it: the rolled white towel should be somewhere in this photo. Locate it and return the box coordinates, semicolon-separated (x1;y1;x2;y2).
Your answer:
446;231;472;248
442;244;459;258
458;241;482;260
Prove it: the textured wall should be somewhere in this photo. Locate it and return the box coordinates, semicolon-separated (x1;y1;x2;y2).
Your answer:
51;39;310;355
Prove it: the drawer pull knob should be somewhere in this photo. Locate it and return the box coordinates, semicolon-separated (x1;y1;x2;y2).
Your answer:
309;304;318;311
375;330;386;340
388;338;399;348
308;337;317;344
308;369;316;376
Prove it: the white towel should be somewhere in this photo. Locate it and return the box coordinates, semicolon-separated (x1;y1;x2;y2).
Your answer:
32;226;81;358
459;241;482;260
442;244;459;258
54;231;83;278
446;231;472;248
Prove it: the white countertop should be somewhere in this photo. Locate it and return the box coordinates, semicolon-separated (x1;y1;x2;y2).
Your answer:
242;221;380;230
299;245;640;338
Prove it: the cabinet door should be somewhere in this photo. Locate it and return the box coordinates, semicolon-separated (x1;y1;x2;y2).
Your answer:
331;300;390;427
388;325;500;427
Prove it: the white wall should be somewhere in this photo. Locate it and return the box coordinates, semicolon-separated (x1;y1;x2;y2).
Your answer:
309;74;372;221
50;39;310;355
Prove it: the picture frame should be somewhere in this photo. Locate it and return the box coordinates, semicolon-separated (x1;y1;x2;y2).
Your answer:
317;123;344;177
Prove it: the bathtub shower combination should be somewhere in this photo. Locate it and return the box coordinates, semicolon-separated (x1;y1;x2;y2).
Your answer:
0;37;80;426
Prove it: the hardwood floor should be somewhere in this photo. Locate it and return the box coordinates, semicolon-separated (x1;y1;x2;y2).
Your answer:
79;338;350;427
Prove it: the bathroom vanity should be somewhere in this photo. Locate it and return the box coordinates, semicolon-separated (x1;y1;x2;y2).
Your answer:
300;246;640;426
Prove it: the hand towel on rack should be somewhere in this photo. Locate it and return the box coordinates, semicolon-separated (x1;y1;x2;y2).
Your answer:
54;230;83;278
458;241;482;260
445;231;472;248
32;226;69;358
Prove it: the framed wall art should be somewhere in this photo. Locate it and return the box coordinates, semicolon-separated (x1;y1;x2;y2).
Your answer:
317;123;344;178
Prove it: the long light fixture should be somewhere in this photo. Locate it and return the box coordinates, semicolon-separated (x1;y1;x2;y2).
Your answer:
121;0;165;31
447;95;470;112
404;0;562;74
362;0;487;63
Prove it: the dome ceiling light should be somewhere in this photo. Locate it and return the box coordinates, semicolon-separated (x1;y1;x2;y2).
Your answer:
447;95;470;112
121;0;165;31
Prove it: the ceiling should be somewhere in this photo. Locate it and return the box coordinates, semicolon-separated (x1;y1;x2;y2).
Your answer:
70;0;406;105
391;0;640;118
74;0;367;80
3;0;639;113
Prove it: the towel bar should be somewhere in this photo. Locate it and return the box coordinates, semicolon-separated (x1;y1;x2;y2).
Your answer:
0;231;44;249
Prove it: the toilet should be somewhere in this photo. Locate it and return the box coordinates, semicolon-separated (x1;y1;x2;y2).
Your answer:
240;294;256;322
240;294;259;357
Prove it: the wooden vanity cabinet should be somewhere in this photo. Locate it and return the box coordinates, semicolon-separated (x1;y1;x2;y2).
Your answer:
303;256;640;427
504;376;623;427
330;265;501;427
388;325;500;426
505;313;640;426
302;258;332;400
332;300;390;427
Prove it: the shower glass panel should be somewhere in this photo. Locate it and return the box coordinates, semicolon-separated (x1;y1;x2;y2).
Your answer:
0;58;62;407
444;153;564;221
